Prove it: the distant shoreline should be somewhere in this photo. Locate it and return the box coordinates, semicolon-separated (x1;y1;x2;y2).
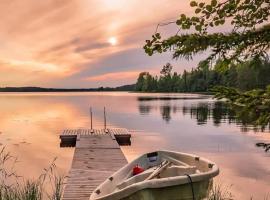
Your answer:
130;91;214;95
0;84;135;92
0;90;131;93
0;86;214;95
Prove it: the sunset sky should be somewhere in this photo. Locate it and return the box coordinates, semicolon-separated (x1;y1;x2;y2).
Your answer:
0;0;206;88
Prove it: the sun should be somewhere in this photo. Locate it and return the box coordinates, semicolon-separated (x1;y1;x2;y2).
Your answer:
108;37;117;46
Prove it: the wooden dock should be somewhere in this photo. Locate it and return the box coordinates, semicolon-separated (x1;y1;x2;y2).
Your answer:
60;129;131;200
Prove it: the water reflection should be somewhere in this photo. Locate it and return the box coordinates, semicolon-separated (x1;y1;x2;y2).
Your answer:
138;104;152;115
138;100;269;132
160;105;172;122
186;102;236;127
0;92;269;199
137;96;210;101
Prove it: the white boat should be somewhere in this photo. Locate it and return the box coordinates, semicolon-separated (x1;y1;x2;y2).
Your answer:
90;150;219;200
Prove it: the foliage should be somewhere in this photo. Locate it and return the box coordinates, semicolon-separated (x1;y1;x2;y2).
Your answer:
144;0;270;64
135;59;270;93
211;85;270;129
135;72;158;92
0;147;65;200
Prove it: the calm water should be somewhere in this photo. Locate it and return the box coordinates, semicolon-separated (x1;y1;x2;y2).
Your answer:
0;92;269;199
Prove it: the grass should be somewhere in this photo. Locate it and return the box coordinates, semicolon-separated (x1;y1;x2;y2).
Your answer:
206;184;269;200
0;147;65;200
206;184;233;200
250;194;270;200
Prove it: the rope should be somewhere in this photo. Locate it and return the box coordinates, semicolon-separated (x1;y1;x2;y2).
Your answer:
185;174;195;200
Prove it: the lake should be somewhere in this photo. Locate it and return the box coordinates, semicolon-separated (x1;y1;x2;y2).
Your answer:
0;92;269;199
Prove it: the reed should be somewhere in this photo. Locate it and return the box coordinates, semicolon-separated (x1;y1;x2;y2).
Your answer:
0;147;65;200
206;184;269;200
206;184;233;200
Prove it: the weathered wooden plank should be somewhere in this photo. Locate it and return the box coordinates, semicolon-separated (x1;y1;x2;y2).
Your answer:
60;128;131;147
76;135;120;149
61;128;130;136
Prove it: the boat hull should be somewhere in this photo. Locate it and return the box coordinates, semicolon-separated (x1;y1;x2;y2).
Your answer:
121;179;211;200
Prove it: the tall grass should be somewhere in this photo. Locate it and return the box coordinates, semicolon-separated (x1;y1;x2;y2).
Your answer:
0;147;65;200
250;194;270;200
206;184;233;200
206;184;269;200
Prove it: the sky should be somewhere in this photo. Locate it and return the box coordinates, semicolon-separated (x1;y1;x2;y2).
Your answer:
0;0;207;88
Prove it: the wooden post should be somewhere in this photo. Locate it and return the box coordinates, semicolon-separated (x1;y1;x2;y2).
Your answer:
90;107;94;133
104;107;108;133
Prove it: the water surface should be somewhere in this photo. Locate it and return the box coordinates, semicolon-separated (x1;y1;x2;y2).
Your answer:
0;92;269;199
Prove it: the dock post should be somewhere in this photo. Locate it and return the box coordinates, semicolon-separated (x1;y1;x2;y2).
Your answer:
90;107;94;133
104;107;108;133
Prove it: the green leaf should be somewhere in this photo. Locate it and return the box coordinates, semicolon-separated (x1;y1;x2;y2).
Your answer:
155;33;161;39
176;19;182;25
181;14;186;20
211;0;217;7
199;2;205;8
206;5;213;12
191;16;199;22
195;25;202;31
195;8;201;14
190;1;198;7
219;19;225;25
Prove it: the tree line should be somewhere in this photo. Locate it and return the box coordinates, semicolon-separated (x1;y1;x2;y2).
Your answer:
135;58;270;93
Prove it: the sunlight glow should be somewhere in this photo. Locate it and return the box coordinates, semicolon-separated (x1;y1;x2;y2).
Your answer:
108;37;117;46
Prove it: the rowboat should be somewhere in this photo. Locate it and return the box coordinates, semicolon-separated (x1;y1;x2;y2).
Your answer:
90;150;219;200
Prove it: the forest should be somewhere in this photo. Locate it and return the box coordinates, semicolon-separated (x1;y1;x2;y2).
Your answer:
135;58;270;92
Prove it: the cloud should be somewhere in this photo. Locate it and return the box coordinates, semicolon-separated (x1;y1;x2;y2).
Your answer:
75;42;111;53
0;0;205;88
85;71;140;82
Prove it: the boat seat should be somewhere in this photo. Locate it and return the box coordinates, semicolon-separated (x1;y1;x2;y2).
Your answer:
116;165;197;190
159;165;197;178
163;156;190;167
116;168;155;190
